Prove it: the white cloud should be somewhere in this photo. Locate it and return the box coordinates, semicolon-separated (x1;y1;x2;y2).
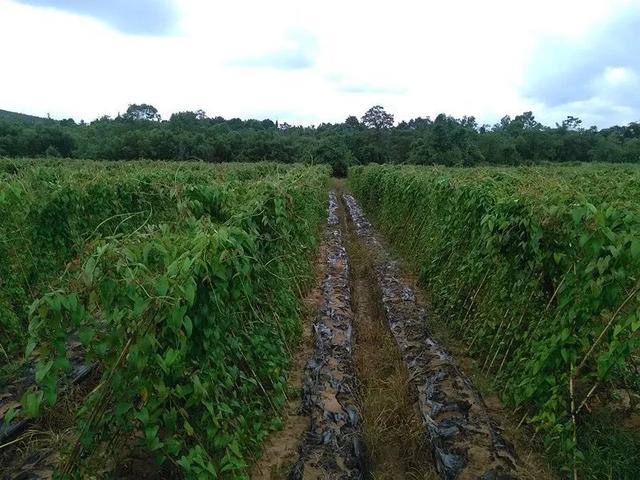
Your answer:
0;0;636;126
522;0;640;127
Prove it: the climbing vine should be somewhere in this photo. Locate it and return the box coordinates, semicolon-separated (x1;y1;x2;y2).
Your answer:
349;164;640;472
7;162;328;478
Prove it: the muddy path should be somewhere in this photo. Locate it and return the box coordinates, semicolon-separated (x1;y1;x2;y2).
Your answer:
253;184;437;480
253;190;365;480
339;189;437;480
289;191;364;479
342;192;521;480
253;185;551;480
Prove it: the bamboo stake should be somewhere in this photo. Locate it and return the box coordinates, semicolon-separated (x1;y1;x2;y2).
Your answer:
574;284;640;377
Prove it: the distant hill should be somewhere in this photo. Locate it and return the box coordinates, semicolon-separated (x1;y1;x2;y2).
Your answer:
0;109;52;123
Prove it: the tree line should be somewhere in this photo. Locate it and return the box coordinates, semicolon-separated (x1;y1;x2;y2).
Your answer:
1;104;639;174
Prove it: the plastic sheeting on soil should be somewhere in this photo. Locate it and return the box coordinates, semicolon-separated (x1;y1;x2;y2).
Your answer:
343;193;520;480
0;341;94;445
290;191;365;480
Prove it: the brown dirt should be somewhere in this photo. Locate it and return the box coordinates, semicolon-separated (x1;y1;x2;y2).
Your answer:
249;229;326;479
338;183;437;480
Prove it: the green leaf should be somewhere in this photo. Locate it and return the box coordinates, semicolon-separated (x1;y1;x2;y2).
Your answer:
163;409;177;432
25;339;37;358
183;316;193;337
79;327;95;346
169;305;187;331
43;385;57;406
115;402;132;417
21;390;43;418
155;275;169;297
182;277;197;306
133;296;150;318
145;424;159;441
571;207;585;224
136;407;150;425
613;323;623;338
184;419;195;436
35;359;54;384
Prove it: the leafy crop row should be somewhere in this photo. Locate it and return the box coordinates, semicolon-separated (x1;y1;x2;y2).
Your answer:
0;160;295;358
349;164;640;472
3;161;328;478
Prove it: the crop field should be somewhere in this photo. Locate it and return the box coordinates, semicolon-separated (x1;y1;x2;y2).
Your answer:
0;160;328;478
350;164;640;479
1;159;639;479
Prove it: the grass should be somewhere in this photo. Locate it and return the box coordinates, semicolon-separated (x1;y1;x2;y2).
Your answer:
578;410;640;480
340;190;437;480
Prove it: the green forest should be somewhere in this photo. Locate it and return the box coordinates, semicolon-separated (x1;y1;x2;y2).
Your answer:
2;105;640;174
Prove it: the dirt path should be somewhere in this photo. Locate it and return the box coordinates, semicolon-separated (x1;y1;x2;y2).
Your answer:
339;188;437;480
343;191;521;479
253;191;364;479
289;191;364;478
252;183;556;480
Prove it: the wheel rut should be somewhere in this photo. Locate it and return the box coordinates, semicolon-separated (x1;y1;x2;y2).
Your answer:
289;190;364;479
339;188;437;480
342;192;521;480
255;187;529;480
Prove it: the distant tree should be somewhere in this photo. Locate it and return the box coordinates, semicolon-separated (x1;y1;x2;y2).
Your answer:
560;116;583;131
460;116;478;130
122;104;161;122
345;116;360;128
496;115;512;131
361;105;394;130
45;145;61;157
406;117;432;129
169;111;200;128
621;138;640;162
2;103;640;166
515;111;540;130
313;138;354;177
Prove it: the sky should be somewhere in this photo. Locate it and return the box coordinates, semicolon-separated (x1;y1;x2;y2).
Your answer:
0;0;638;127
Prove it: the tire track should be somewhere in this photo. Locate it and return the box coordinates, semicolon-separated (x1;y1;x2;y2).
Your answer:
343;193;520;480
290;191;365;479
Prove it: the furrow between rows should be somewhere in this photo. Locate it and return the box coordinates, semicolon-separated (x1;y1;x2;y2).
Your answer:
343;192;520;480
291;191;365;479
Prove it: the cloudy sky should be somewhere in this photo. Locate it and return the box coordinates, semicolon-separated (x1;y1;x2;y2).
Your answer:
0;0;638;127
